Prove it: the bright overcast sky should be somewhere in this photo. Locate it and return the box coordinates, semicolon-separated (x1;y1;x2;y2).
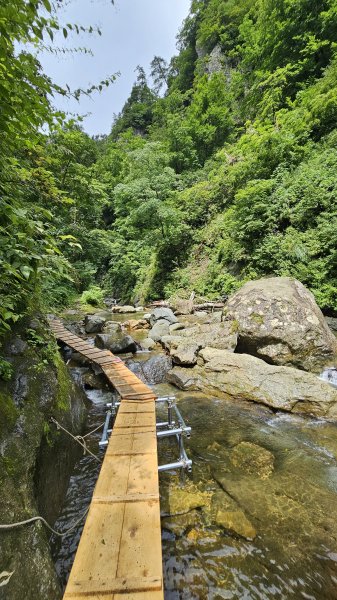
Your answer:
38;0;191;135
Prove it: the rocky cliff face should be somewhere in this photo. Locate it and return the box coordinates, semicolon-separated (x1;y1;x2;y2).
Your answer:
0;316;86;600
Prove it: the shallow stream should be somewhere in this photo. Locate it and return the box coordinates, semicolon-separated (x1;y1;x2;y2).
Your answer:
51;312;337;599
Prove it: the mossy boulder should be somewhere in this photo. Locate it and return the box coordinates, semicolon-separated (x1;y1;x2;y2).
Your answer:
0;316;87;600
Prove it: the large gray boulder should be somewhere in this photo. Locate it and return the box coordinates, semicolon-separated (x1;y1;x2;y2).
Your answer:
84;314;106;334
223;277;337;371
149;307;178;327
95;333;137;354
167;348;337;420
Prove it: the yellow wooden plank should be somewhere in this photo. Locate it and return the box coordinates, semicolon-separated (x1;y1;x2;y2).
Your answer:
64;503;124;597
118;402;154;414
117;500;162;583
92;493;159;504
64;501;162;597
50;319;163;600
114;412;156;430
113;593;163;600
93;454;131;498
122;393;156;401
69;342;93;349
93;454;158;499
81;350;113;359
106;430;157;456
94;357;118;366
126;455;159;497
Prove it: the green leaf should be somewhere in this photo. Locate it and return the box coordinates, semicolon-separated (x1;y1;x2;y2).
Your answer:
20;266;33;280
42;0;52;12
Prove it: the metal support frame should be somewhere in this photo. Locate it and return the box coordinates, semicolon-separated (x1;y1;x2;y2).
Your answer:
98;395;192;474
156;396;192;473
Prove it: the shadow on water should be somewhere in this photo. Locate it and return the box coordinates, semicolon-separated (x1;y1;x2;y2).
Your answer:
51;315;337;599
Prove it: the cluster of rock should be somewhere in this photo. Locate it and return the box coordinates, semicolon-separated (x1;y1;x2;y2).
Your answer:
145;278;337;419
82;308;149;354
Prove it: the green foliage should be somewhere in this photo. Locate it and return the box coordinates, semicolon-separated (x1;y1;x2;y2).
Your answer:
0;360;14;382
111;67;156;138
0;0;116;338
80;286;105;307
4;0;337;320
26;328;59;365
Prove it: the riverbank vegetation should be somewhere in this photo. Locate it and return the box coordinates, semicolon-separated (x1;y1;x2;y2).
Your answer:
2;0;337;361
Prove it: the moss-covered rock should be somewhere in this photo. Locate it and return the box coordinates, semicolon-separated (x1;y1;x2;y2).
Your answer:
0;316;87;600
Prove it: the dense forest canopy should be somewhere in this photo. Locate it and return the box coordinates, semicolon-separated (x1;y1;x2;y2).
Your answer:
2;0;337;374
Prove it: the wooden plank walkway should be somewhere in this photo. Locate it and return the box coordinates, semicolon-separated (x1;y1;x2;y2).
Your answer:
49;318;163;600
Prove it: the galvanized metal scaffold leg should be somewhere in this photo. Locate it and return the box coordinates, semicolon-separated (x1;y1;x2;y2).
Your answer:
156;396;192;473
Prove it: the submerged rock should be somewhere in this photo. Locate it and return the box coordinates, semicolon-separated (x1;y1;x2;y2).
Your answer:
161;480;211;516
215;509;257;540
223;277;337;371
204;489;257;540
167;349;337;419
161;510;200;536
230;441;274;480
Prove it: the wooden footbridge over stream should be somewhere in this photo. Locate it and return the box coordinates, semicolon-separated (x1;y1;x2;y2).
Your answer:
49;318;164;600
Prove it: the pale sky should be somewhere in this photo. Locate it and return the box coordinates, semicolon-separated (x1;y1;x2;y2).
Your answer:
39;0;191;135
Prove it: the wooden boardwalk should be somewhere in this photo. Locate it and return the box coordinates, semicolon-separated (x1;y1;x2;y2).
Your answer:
49;319;163;600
